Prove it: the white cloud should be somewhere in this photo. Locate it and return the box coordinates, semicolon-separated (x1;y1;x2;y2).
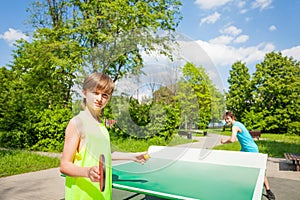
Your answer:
251;0;273;11
200;12;221;25
112;43;300;95
234;35;249;43
137;33;300;92
237;1;246;8
240;9;248;14
269;25;277;31
194;40;275;67
195;0;233;10
0;28;29;46
221;25;242;36
282;46;300;61
237;1;248;13
208;26;247;45
245;17;251;22
171;37;276;90
209;35;233;45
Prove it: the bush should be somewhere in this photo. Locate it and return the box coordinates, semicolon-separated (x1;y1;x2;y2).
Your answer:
0;130;27;149
31;138;64;152
111;98;179;141
287;122;300;136
242;110;266;131
31;107;73;152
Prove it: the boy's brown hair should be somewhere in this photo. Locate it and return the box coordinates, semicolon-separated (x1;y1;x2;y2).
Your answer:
83;72;115;95
223;111;236;120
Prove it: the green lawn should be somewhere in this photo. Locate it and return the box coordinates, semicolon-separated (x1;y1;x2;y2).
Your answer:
0;135;191;178
1;132;299;178
0;149;60;178
210;129;300;158
111;135;195;152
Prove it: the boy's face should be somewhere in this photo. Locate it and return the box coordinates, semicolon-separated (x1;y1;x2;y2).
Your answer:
225;116;233;125
83;89;110;111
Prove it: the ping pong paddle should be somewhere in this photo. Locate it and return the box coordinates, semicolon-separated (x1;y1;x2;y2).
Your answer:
99;154;106;192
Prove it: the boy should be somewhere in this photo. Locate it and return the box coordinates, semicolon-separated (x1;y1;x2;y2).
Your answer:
60;72;148;199
221;111;275;200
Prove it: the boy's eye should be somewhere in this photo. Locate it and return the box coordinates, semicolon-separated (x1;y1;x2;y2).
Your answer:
92;91;109;99
102;94;109;99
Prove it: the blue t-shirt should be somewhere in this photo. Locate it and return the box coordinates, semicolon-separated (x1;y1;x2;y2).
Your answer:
233;121;259;153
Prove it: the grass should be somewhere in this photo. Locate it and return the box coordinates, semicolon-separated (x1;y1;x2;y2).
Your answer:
111;129;300;158
111;135;195;152
211;129;300;158
0;149;60;178
1;135;192;178
1;131;299;178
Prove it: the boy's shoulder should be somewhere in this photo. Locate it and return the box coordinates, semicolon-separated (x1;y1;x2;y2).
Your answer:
233;121;244;127
70;113;84;127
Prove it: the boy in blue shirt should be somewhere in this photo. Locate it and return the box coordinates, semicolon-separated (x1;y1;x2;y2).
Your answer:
221;111;275;200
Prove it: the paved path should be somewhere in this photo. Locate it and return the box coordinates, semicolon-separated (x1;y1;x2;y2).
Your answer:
1;133;299;200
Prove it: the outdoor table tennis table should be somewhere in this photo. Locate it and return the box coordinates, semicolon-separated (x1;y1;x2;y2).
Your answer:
112;146;267;200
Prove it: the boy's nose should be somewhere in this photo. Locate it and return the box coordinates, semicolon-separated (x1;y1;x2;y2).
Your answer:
96;94;103;101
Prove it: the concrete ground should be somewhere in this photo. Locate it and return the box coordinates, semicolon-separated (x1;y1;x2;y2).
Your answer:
0;133;299;200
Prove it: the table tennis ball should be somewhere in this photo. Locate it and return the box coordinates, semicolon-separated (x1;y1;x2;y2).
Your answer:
143;154;150;160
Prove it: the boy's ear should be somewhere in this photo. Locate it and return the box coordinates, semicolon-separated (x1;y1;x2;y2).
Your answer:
82;90;86;97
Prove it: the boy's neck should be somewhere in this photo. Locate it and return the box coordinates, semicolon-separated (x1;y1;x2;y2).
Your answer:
86;108;102;123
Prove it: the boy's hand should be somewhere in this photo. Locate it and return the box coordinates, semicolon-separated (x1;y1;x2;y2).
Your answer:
87;166;100;182
221;139;226;144
134;153;150;164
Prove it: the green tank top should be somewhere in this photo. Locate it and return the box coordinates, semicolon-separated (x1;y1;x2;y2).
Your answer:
65;110;112;200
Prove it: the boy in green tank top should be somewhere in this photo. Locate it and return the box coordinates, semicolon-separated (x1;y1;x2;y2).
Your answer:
60;72;148;200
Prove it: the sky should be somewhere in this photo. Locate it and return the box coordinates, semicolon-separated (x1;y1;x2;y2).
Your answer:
1;0;300;91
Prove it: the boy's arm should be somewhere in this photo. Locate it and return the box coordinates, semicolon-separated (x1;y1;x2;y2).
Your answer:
221;126;239;144
112;151;149;164
60;119;98;180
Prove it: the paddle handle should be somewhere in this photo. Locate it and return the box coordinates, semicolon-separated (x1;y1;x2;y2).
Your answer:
99;154;106;192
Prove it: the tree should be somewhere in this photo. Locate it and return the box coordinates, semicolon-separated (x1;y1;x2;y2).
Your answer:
28;0;183;81
177;62;212;129
0;0;183;150
11;35;84;108
108;92;179;142
226;61;251;120
210;85;226;125
251;52;300;133
0;67;15;131
0;35;82;149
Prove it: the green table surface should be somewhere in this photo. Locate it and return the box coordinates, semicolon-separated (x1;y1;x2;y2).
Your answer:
112;158;261;200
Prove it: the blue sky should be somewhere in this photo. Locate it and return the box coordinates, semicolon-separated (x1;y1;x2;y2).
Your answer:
174;0;300;89
1;0;299;91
